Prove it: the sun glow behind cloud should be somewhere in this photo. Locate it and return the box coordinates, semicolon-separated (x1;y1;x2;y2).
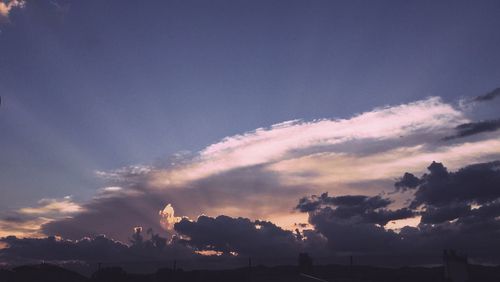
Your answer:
0;0;25;23
159;204;181;230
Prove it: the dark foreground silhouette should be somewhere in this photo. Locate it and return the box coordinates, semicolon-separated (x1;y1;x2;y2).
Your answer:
1;263;500;282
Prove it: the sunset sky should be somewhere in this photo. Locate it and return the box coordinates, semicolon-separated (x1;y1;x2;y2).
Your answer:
1;0;500;266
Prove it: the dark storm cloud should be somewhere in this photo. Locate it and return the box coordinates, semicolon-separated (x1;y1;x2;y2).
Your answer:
296;194;410;254
407;161;500;208
395;160;500;230
0;231;196;265
473;87;500;102
296;193;413;226
398;219;500;259
420;203;471;224
296;194;391;213
174;215;301;257
299;198;500;261
395;161;500;259
292;160;500;261
418;200;500;226
2;214;305;265
443;119;500;140
0;235;129;263
394;172;422;191
307;208;403;253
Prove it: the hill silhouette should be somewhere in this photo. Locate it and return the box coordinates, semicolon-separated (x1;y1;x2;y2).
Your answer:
1;263;500;282
0;263;87;282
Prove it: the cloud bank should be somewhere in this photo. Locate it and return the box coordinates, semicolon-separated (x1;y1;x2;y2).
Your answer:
1;96;500;266
2;161;500;266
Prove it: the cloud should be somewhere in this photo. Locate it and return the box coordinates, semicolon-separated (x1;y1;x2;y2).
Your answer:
269;138;500;188
150;97;467;187
174;215;302;258
400;160;500;208
159;204;181;230
420;202;471;224
443;119;500;140
295;193;411;256
0;197;83;238
391;161;500;260
296;193;414;226
473;87;500;102
41;190;168;242
398;161;500;259
0;231;196;266
3;161;500;266
0;0;25;23
19;197;83;215
6;97;500;244
0;217;50;238
394;173;422;191
290;160;500;262
0;235;129;263
41;165;312;243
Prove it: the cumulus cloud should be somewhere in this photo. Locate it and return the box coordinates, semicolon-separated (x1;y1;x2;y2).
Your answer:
419;202;471;224
159;204;181;231
0;231;196;266
174;215;302;258
289;160;500;262
400;160;500;208
399;161;500;259
0;0;25;23
296;193;414;227
1;214;306;267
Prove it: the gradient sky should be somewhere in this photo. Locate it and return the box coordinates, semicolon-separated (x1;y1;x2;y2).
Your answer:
1;0;500;265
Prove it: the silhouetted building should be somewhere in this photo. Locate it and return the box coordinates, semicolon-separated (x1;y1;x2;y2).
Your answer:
91;267;128;282
298;253;313;274
443;249;469;282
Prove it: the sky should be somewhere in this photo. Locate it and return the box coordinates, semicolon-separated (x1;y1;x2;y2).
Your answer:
1;0;500;267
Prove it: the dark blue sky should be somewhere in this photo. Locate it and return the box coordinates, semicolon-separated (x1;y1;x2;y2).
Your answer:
1;0;500;210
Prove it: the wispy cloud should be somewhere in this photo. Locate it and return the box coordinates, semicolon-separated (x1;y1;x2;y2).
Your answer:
0;197;83;238
473;87;500;102
269;139;500;187
443;119;500;140
151;97;467;187
0;217;50;238
18;197;83;215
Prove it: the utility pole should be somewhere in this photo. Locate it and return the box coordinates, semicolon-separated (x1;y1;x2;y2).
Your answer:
248;257;252;282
